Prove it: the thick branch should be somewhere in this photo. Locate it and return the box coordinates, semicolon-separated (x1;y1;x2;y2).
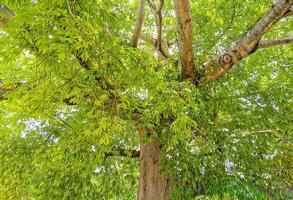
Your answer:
0;4;15;16
258;36;293;49
174;0;195;80
199;0;293;84
282;5;293;18
131;0;146;48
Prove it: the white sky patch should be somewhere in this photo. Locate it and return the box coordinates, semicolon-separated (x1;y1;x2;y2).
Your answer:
94;166;106;174
263;150;277;159
20;117;60;144
240;98;253;107
262;173;272;179
200;166;205;175
21;117;44;138
222;128;229;132
271;100;279;112
237;172;245;179
91;145;97;152
189;142;200;154
135;88;148;100
57;107;78;119
225;159;234;174
0;29;8;36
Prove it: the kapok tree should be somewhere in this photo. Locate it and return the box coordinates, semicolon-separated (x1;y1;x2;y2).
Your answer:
0;0;292;199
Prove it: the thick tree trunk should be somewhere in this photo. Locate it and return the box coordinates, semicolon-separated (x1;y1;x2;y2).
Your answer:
137;132;171;200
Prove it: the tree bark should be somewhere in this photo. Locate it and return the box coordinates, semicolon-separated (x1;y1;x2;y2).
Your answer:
174;0;195;80
258;36;293;49
132;0;146;48
0;4;15;16
198;0;293;84
138;130;171;200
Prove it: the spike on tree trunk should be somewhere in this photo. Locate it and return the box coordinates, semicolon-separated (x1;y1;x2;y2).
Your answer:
137;129;171;200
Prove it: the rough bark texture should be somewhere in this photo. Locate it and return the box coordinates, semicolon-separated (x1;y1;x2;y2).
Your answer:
132;0;146;48
282;5;293;18
174;0;195;80
138;130;171;200
199;0;293;84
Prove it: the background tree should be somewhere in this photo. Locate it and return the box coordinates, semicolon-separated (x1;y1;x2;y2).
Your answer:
0;0;292;199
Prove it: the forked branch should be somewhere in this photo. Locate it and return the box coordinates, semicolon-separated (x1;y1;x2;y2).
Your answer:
198;0;293;85
146;0;170;58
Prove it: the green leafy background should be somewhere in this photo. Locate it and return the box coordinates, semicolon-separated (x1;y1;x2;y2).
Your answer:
0;0;292;199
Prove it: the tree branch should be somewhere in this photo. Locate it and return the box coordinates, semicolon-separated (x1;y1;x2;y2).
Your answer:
146;0;170;58
146;0;156;10
242;130;278;138
140;32;171;58
0;4;15;28
0;4;15;16
282;5;293;18
140;32;156;44
156;0;167;58
258;35;293;49
198;0;293;85
131;0;146;48
174;0;195;80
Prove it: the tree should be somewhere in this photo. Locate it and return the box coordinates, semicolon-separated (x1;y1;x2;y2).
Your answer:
0;0;292;199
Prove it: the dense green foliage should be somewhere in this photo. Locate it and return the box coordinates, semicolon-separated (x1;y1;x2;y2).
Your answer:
0;0;292;199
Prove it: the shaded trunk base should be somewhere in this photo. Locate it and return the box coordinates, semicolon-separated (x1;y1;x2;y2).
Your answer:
138;139;171;200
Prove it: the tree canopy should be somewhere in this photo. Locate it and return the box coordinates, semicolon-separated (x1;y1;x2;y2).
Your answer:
0;0;292;199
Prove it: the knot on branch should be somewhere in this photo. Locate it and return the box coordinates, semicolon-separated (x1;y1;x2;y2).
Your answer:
185;18;192;24
219;53;233;66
